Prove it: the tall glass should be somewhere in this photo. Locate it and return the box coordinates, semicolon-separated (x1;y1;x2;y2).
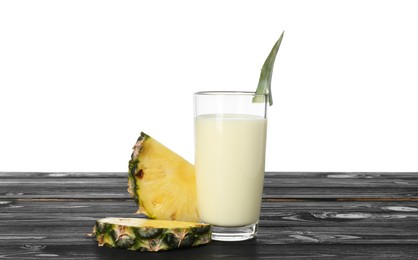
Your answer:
194;91;268;241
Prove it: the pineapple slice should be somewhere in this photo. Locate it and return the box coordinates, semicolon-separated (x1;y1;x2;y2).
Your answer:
128;132;199;222
91;217;211;252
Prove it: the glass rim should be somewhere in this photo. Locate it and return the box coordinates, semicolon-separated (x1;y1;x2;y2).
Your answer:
194;91;266;97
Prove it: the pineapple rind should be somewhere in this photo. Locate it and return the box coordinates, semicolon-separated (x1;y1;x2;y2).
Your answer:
128;132;151;216
91;218;211;252
127;132;148;201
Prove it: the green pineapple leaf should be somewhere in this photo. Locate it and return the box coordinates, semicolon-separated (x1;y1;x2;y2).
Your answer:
253;31;284;106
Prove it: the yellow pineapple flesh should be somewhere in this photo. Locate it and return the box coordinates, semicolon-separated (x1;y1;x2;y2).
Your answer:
128;132;199;222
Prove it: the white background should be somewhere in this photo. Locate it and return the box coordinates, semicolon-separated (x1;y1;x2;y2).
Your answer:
1;0;417;172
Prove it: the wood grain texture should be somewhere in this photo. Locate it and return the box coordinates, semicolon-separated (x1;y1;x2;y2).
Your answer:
0;171;417;259
1;172;417;200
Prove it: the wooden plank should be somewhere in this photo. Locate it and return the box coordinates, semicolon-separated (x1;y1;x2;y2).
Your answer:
1;244;417;260
1;171;418;177
1;173;417;200
1;199;417;213
1;186;417;200
265;175;418;188
2;171;418;186
1;220;417;246
0;178;130;199
267;171;418;177
1;200;417;225
0;172;125;178
1;200;417;245
263;187;418;199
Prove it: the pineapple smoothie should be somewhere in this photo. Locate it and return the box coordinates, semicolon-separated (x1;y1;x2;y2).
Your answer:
195;114;267;227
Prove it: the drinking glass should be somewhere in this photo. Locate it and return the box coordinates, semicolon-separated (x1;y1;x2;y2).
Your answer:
194;91;268;241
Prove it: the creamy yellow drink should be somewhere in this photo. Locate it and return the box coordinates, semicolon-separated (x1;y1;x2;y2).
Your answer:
195;114;267;227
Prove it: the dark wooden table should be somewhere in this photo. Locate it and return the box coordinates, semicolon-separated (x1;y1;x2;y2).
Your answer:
1;172;417;259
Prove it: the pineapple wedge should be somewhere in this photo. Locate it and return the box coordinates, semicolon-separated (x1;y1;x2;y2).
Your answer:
128;132;199;222
91;217;211;252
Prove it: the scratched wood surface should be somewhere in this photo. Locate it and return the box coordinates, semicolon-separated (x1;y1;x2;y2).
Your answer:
0;172;417;259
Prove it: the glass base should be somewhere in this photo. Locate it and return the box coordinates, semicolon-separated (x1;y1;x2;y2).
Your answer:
211;223;258;241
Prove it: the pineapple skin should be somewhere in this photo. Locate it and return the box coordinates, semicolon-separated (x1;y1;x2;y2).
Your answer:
91;218;211;252
127;132;199;222
127;132;149;205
